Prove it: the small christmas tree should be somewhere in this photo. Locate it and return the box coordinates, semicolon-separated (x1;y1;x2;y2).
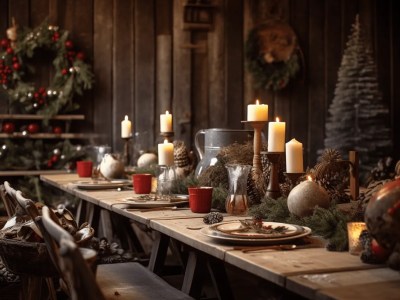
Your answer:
324;15;392;177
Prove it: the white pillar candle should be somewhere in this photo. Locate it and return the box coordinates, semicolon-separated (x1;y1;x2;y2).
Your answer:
158;139;174;166
285;138;304;173
121;115;132;138
268;117;285;152
160;110;173;132
247;100;268;121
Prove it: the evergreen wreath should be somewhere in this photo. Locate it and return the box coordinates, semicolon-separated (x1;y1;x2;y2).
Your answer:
0;19;94;117
245;20;300;91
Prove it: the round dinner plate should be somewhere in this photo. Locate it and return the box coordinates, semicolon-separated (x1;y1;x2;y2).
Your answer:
74;180;131;190
201;224;312;245
211;220;304;239
122;194;189;208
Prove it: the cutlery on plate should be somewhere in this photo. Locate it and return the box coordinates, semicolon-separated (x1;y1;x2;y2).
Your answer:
128;206;189;212
233;244;320;253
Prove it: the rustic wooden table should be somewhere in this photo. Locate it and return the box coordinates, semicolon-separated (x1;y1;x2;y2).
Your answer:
40;174;400;300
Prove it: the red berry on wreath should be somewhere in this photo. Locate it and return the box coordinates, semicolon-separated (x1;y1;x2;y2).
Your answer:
12;56;18;62
61;68;68;75
76;52;85;61
6;47;13;54
52;32;60;41
65;40;74;49
0;39;9;49
51;155;59;163
53;126;63;134
13;62;20;70
27;123;40;134
2;122;15;133
39;87;46;94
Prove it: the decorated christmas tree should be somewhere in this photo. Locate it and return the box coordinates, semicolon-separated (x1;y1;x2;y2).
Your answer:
324;15;392;176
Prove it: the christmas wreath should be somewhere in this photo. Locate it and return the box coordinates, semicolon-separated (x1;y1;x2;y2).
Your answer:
245;20;300;91
0;19;94;117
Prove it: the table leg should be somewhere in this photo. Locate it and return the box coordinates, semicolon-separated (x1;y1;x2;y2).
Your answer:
207;256;234;300
148;232;170;274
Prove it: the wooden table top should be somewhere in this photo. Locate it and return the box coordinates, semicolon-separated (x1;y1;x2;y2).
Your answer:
40;173;400;300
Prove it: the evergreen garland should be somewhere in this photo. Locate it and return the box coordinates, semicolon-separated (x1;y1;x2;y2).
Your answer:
0;19;94;117
249;197;351;251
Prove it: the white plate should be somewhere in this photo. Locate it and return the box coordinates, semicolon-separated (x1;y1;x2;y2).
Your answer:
201;225;312;245
75;180;131;190
122;194;189;208
211;220;304;239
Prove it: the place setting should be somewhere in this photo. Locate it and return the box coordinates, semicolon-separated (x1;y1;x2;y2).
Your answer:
200;219;312;246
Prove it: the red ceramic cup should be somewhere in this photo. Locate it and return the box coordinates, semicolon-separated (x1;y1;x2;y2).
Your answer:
133;174;153;194
76;161;93;177
188;187;213;213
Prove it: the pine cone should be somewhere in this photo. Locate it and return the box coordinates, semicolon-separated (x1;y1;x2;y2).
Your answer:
203;212;224;224
173;141;190;168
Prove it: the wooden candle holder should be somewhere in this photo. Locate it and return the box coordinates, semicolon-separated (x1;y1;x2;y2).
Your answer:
122;137;132;166
284;172;305;191
160;131;174;143
265;152;283;199
241;121;267;176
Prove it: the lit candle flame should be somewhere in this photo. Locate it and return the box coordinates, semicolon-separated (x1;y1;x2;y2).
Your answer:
276;117;280;122
124;115;128;121
165;110;169;115
164;139;169;144
256;99;260;105
307;175;313;181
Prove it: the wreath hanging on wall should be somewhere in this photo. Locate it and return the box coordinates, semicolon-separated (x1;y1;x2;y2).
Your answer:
0;19;94;117
245;20;301;91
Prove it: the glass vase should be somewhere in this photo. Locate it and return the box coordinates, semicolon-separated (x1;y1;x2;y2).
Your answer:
225;164;251;215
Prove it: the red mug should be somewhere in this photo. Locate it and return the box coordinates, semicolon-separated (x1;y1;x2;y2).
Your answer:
76;161;93;177
188;187;213;213
133;174;153;194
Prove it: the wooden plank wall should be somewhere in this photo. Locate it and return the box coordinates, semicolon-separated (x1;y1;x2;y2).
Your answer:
0;0;398;168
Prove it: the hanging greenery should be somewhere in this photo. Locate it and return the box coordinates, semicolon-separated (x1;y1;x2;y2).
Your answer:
245;20;300;91
0;19;94;117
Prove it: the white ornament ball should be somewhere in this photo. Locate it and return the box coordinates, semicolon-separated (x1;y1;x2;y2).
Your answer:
137;153;158;168
287;180;330;217
100;154;125;179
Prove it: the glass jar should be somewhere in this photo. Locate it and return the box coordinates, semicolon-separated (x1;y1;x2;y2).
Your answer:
225;164;251;215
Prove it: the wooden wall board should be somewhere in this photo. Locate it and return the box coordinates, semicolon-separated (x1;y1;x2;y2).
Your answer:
155;0;173;139
172;0;192;147
391;0;400;158
288;0;309;165
307;0;326;165
208;0;226;128
225;0;244;128
113;0;134;151
134;0;155;146
1;0;399;167
93;0;113;146
30;0;49;27
191;31;209;138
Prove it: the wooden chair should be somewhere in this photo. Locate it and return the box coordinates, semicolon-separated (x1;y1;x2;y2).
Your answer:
38;206;193;300
0;181;18;217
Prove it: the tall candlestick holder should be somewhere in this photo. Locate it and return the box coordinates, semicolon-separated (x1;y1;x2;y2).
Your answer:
160;131;174;142
284;172;305;191
241;121;267;175
122;137;132;166
264;151;283;199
